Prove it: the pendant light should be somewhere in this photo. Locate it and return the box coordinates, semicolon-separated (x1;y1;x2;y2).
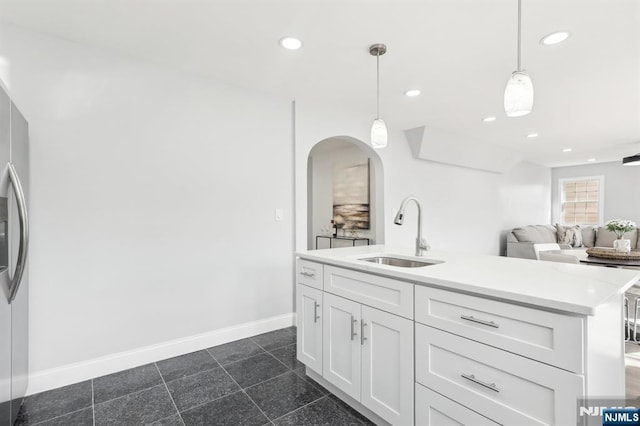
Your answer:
370;43;387;148
504;0;534;117
623;154;640;166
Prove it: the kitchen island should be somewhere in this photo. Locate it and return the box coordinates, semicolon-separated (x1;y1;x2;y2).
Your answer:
295;245;640;426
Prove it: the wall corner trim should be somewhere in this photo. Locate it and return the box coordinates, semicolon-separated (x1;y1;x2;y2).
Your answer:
26;313;295;395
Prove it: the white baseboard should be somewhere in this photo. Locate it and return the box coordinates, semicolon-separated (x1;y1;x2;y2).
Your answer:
27;312;295;395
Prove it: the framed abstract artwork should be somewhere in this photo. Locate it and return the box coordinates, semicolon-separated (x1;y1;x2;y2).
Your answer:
333;160;370;230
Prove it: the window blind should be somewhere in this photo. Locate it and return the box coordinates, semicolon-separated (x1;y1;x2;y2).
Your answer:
561;179;600;225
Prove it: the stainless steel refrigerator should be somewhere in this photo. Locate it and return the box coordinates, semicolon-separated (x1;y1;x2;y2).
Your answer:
0;82;29;426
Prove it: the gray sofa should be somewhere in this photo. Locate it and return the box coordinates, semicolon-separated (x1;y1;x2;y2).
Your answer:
506;224;640;259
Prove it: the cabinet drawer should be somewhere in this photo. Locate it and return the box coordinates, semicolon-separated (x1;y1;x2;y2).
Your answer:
415;384;498;426
324;265;414;319
415;286;583;373
416;324;584;426
297;259;323;289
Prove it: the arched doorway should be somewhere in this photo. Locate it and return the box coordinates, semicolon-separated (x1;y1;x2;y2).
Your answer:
306;136;385;250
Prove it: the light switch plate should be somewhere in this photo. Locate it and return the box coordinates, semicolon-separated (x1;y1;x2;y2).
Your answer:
275;208;284;221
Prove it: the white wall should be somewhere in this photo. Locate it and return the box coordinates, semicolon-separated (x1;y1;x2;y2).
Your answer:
295;102;552;256
552;161;640;225
0;22;553;393
0;24;294;391
309;140;376;249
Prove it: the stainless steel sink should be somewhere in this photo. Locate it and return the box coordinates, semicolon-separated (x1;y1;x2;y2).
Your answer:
359;256;441;268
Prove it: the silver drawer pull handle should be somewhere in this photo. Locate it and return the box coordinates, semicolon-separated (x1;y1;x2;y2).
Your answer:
350;316;358;340
460;315;499;328
314;302;320;323
300;271;315;278
361;322;368;345
461;373;500;393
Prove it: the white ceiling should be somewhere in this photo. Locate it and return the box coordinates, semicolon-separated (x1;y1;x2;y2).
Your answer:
0;0;639;167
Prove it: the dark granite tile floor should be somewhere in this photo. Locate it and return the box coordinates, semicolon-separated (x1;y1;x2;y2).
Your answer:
15;326;375;425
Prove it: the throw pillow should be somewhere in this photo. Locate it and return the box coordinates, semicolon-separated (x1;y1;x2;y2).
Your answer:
513;225;557;243
556;224;583;247
581;227;596;248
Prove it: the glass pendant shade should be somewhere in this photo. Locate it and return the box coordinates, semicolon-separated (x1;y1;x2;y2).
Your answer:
504;71;534;117
370;118;388;148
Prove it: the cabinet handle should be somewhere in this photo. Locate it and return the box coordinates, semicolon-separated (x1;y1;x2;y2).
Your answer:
460;373;500;393
460;315;499;328
361;322;367;345
300;271;315;278
7;163;29;303
314;302;320;323
350;316;358;341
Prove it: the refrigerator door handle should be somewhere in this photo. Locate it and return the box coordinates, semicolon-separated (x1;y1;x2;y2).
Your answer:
7;163;28;303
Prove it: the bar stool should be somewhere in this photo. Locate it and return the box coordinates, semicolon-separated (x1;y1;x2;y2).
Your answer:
626;285;640;342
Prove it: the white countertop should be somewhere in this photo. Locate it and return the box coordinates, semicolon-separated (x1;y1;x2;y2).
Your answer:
296;245;640;316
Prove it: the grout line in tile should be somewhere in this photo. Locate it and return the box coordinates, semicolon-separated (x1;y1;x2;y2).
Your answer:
248;336;268;352
91;379;95;426
264;349;295;372
176;389;244;416
329;397;374;426
218;362;273;424
265;340;298;354
154;363;186;426
161;365;223;386
294;371;329;395
243;369;300;393
205;346;267;368
203;346;222;367
221;351;273;369
203;347;220;365
250;334;297;354
93;382;165;408
29;406;94;426
269;394;329;424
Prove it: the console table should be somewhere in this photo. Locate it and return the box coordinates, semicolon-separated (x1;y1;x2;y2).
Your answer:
315;235;370;249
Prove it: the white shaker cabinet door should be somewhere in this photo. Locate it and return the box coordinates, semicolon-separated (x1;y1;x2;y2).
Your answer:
296;284;323;375
361;305;414;426
323;292;361;401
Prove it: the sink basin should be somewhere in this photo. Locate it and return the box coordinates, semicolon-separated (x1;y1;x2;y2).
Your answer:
359;256;441;268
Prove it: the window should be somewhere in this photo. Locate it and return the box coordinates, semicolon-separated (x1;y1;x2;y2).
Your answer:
559;176;603;225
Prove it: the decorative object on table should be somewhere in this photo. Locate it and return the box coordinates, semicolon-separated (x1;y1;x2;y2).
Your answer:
333;160;370;230
586;247;640;260
605;219;636;253
555;224;583;247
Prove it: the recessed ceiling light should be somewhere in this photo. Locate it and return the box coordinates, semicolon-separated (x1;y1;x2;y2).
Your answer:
404;89;421;97
279;37;302;50
562;148;572;153
482;116;497;122
587;158;596;162
527;133;539;138
540;31;570;46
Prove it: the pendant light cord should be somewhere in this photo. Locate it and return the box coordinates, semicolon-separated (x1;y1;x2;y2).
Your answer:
517;0;522;71
376;50;380;119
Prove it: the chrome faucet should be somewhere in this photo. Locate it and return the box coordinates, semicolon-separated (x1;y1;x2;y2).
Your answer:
393;196;430;256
